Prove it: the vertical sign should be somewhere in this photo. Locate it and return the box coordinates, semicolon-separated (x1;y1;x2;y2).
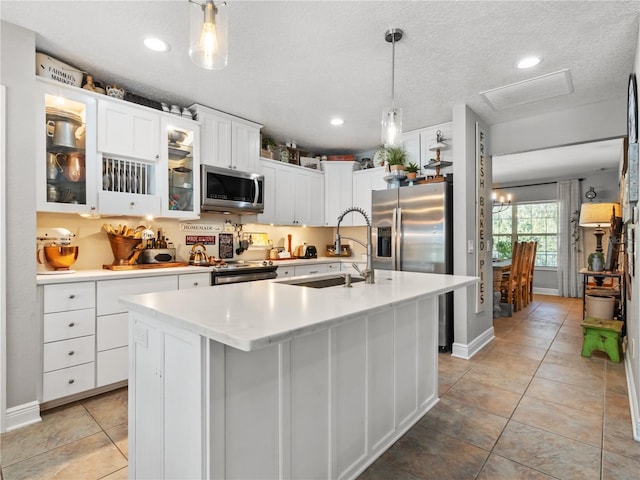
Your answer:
476;122;488;313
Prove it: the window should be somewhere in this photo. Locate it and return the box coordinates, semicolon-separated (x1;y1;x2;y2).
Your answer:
492;201;558;267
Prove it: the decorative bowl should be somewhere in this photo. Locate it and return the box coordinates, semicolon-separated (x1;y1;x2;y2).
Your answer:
43;245;79;270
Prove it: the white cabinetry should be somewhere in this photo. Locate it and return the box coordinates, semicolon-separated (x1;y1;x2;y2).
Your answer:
37;80;99;214
402;122;453;173
352;167;387;226
42;282;96;402
258;159;324;226
191;104;262;172
322;161;359;226
294;264;329;276
178;272;211;289
97;99;160;161
95;275;178;387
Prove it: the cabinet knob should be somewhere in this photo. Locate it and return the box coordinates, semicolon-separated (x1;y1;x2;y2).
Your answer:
156;154;160;159
68;322;75;327
193;282;198;286
68;350;75;356
68;379;75;384
130;202;135;207
69;294;75;299
90;206;96;211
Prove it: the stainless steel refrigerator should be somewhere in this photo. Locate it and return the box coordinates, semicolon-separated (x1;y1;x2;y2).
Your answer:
372;178;454;351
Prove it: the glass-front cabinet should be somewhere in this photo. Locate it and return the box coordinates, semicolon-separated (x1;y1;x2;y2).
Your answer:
37;80;98;214
162;115;200;218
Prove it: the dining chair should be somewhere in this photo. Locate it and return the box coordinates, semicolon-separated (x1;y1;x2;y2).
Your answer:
518;242;534;308
500;241;522;311
527;241;537;304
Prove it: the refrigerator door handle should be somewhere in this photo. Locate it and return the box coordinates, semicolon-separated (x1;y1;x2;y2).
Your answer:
396;207;402;270
391;207;397;270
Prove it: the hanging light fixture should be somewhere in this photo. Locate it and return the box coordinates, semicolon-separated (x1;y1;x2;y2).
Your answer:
492;191;512;214
188;0;228;70
381;28;403;146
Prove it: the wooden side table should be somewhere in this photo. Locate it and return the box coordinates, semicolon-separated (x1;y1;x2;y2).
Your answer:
578;269;625;322
581;317;624;363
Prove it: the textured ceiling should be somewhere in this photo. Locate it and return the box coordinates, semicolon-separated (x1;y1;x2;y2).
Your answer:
1;0;638;165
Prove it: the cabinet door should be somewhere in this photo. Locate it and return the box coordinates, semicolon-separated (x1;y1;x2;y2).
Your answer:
162;115;200;218
199;111;232;168
293;170;310;225
294;264;329;276
323;162;356;226
257;160;277;224
276;265;295;278
352;168;386;227
37;81;99;214
274;165;295;224
97;99;160;161
97;275;178;316
307;172;325;226
178;272;211;289
402;131;421;168
232;122;260;172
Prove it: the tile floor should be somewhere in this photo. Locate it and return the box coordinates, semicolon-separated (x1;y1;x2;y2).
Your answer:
1;295;639;479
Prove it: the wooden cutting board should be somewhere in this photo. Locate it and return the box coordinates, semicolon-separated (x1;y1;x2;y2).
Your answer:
103;262;190;270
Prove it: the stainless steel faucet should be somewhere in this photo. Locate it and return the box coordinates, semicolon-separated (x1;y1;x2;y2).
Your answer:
335;207;375;284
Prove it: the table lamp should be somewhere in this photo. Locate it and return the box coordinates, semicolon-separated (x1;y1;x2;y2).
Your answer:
579;202;620;284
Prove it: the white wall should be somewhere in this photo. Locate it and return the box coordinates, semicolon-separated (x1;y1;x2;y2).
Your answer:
491;97;627;156
451;104;494;358
1;21;39;415
626;23;640;442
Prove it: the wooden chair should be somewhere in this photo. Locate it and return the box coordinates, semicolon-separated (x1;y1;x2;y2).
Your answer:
527;241;537;304
516;241;532;309
500;241;523;311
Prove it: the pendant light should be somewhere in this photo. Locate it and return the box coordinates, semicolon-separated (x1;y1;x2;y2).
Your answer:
381;28;403;146
188;0;228;70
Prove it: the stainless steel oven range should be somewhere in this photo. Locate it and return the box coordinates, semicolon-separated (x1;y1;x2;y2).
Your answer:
210;260;278;285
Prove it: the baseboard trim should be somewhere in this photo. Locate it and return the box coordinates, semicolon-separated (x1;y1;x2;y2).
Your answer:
533;288;559;296
451;327;495;360
5;401;41;432
624;353;640;442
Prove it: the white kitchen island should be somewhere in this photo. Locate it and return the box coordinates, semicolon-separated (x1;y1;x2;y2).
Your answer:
121;270;477;480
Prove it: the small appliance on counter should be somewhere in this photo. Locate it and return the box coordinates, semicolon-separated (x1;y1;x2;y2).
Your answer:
138;248;176;264
294;244;318;259
36;227;79;274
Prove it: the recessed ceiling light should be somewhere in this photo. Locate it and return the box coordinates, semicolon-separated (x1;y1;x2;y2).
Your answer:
144;37;170;52
516;56;541;69
330;118;344;126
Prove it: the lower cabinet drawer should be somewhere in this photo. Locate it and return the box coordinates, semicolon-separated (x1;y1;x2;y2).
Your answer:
43;335;96;373
44;308;95;343
42;362;95;402
97;346;128;387
178;272;211;289
97;313;128;351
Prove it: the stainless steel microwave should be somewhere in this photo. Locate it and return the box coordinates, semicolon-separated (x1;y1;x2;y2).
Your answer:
200;165;264;214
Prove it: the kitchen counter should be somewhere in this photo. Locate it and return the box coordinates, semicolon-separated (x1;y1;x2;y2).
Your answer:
122;269;476;351
124;270;477;479
36;265;213;284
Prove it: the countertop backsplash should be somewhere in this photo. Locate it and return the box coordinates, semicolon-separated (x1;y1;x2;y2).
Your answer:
36;212;360;270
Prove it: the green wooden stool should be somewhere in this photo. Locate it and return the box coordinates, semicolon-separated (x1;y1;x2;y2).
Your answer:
581;317;624;363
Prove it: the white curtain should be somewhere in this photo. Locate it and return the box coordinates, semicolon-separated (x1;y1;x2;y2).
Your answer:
557;180;581;297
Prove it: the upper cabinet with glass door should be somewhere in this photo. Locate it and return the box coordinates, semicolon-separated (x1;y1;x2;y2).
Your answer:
37;79;98;214
162;115;200;218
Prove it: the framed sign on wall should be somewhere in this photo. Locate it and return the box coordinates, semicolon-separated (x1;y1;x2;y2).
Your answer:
476;122;489;313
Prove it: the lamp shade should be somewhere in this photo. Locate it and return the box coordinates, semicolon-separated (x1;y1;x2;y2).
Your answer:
381;105;403;146
189;0;228;70
578;202;620;227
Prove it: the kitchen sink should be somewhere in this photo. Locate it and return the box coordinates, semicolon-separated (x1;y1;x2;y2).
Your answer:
277;274;364;288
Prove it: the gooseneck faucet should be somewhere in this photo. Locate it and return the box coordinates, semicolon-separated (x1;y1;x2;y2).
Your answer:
335;207;375;284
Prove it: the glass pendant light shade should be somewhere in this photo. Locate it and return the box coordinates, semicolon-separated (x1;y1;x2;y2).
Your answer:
189;0;228;70
381;105;403;146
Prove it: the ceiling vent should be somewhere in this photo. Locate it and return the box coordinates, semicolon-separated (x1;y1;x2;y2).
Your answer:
480;69;573;111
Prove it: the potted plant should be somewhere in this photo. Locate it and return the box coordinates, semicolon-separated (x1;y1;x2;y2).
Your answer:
381;145;408;172
406;162;420;179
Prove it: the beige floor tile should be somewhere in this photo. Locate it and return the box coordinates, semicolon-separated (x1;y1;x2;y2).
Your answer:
605;392;632;421
543;349;607;369
525;376;603;414
549;335;584;355
603;415;640;462
477;453;555;479
605;362;629;397
558;323;585;338
525;311;567;324
477;349;541;375
463;362;533;395
101;466;128;479
357;458;422;480
535;361;605;391
602;449;640;480
0;404;101;467
512;395;602;447
1;432;127;480
381;424;489;480
489;339;548;361
105;423;128;459
494;421;601;480
500;331;554;350
418;397;508;450
82;388;128;431
443;377;522;418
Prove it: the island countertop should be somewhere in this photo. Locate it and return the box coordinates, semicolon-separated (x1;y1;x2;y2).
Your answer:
121;270;477;352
